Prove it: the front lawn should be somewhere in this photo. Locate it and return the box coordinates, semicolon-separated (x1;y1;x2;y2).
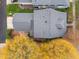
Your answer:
7;4;33;16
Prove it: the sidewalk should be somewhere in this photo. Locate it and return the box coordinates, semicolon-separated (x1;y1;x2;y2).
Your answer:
7;16;13;29
0;43;5;48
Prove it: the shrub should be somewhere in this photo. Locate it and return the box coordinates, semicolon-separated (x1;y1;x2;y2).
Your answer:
39;39;79;59
1;35;79;59
4;35;40;59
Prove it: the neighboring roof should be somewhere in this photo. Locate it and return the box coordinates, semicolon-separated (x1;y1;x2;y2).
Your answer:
32;0;70;8
7;0;72;5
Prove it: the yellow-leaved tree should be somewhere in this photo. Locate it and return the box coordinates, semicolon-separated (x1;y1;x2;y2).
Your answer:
0;35;79;59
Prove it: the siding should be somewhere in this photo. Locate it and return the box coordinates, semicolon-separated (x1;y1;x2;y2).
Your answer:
18;0;32;3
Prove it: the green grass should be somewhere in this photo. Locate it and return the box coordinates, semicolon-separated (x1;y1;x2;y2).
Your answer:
6;29;11;39
67;3;73;22
76;0;79;16
76;0;79;30
7;4;33;16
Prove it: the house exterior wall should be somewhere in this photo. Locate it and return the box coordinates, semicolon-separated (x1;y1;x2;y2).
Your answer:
19;4;33;9
18;0;32;3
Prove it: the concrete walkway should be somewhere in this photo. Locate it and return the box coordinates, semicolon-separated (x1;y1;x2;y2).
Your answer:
0;43;5;48
7;16;13;29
